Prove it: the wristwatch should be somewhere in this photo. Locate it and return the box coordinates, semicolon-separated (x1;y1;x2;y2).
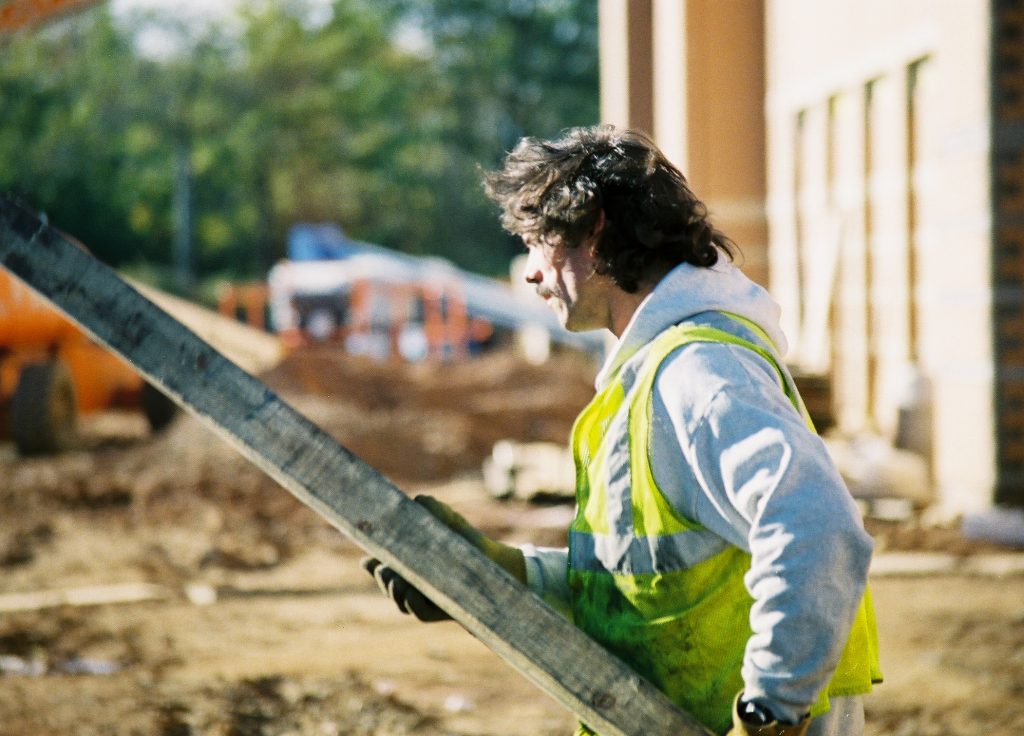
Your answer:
737;698;776;726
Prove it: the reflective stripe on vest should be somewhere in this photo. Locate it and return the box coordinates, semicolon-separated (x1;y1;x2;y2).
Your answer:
568;318;881;736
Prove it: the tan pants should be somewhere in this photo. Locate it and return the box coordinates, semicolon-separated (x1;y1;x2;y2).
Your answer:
807;696;865;736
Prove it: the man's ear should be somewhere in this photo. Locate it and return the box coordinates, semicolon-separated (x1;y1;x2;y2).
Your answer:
587;209;606;253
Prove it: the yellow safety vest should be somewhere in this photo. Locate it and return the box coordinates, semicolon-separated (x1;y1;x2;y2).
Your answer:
569;318;882;735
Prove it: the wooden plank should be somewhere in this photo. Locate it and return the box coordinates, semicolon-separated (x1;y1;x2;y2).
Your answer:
127;277;284;375
0;195;712;736
0;583;171;613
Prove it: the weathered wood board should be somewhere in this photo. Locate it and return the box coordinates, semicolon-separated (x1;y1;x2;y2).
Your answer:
0;194;713;736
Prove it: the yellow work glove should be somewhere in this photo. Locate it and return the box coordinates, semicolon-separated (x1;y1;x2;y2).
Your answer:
726;692;810;736
361;494;527;622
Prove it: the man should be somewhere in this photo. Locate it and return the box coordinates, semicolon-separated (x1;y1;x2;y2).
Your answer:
364;125;881;736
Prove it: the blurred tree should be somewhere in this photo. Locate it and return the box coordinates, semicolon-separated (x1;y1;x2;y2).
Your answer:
0;0;597;285
383;0;600;272
0;12;160;265
224;0;452;270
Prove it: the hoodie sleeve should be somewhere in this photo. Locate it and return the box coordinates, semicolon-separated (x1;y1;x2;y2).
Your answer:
649;342;874;723
519;544;573;619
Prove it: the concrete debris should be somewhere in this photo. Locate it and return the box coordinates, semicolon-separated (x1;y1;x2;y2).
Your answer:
0;655;46;677
823;434;932;506
482;440;576;501
443;694;474;713
860;497;916;522
0;582;170;613
870;551;1024;578
962;506;1024;548
59;657;121;676
184;584;218;606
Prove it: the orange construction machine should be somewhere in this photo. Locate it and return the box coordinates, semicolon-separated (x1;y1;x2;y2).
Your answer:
0;267;176;454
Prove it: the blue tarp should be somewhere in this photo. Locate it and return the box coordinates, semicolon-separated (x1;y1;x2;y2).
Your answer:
287;223;361;261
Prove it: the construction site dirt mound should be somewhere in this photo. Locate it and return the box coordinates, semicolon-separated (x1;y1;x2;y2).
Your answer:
261;344;598;485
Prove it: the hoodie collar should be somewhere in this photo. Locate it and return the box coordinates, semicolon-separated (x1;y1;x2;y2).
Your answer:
594;259;789;390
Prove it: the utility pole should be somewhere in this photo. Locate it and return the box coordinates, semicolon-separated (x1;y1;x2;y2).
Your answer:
173;139;193;293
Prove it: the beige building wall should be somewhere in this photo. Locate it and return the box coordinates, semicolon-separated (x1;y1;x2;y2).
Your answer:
600;1;1008;514
599;0;769;286
765;1;994;513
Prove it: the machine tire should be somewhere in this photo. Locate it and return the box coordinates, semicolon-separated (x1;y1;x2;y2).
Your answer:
140;381;178;432
11;360;78;455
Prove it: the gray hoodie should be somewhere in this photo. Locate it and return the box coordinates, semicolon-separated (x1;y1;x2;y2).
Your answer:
521;258;873;732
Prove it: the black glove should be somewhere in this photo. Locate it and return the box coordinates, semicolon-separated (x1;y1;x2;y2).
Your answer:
360;556;451;622
360;495;527;622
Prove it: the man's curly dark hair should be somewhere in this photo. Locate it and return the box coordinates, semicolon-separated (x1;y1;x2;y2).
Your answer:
482;125;736;293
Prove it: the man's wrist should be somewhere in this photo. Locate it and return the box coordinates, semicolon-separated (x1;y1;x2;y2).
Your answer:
737;697;776;726
736;693;809;726
729;693;811;736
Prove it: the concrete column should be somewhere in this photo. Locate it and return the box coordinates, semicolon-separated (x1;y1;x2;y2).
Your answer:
681;0;769;286
766;106;802;349
794;102;830;370
651;0;687;169
601;0;768;285
599;0;653;133
832;89;871;435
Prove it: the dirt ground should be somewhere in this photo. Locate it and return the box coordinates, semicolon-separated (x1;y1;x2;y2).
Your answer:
1;344;1022;736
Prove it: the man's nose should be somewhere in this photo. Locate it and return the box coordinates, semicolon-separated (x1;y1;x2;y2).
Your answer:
523;249;542;284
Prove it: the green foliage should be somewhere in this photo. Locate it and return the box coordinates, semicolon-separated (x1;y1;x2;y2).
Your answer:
0;0;597;287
